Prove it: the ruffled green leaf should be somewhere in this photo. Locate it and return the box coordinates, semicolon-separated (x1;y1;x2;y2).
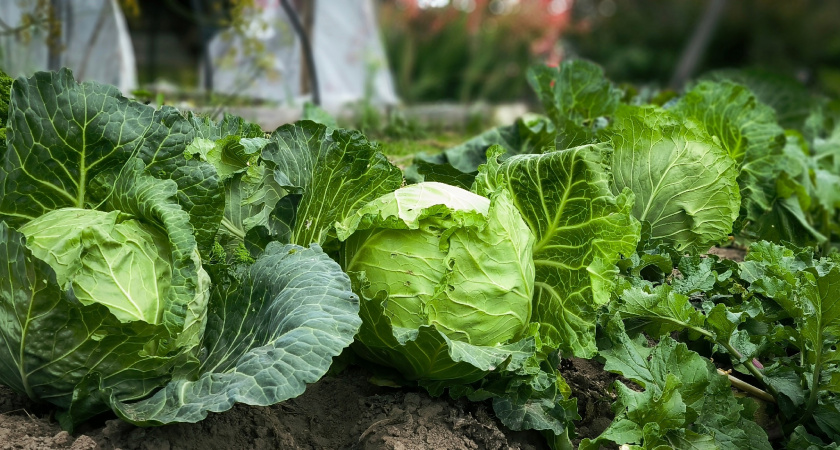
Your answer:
263;121;403;247
610;105;740;252
702;69;817;130
527;60;622;148
476;143;640;357
0;69;223;253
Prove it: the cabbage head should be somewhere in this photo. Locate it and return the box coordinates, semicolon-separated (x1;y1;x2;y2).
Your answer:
338;182;536;381
18;208;210;344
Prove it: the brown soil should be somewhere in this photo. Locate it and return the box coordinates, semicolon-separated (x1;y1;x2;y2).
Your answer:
558;358;617;448
707;246;747;262
0;365;554;450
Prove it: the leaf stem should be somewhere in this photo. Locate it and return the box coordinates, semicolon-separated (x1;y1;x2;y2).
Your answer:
627;314;783;401
220;217;246;240
715;338;782;400
795;348;823;428
717;369;775;403
656;317;783;401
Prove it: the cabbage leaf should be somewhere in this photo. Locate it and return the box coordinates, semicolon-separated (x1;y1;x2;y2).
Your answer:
610;105;740;252
475;144;640;357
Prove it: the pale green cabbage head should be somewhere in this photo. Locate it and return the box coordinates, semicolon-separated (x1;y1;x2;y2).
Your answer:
340;182;535;346
21;208;177;323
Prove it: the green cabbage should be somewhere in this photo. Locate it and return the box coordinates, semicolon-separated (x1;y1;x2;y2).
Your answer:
341;182;535;347
0;69;362;431
20;209;185;324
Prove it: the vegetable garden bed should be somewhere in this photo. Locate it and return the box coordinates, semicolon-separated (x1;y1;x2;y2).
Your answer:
1;59;839;449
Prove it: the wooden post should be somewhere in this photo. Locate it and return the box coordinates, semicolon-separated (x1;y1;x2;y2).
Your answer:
297;0;315;97
670;0;728;89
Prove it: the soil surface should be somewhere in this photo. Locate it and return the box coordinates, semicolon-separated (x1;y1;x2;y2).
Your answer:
558;358;617;447
0;364;593;450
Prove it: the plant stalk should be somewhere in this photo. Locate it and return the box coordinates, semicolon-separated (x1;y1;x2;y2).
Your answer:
718;369;775;403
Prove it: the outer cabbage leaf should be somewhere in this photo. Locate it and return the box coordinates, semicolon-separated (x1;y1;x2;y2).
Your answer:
409;114;556;187
527;60;622;148
109;242;361;425
408;158;477;191
804;102;840;241
0;69;223;253
702;68;817;130
807;100;840;175
669;81;830;245
262;121;403;247
735;133;826;245
671;81;786;232
475;144;640;357
671;81;784;165
610;105;740;252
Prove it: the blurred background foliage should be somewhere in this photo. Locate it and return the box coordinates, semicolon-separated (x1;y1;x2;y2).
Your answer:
564;0;840;93
377;0;840;103
378;0;570;103
3;0;838;104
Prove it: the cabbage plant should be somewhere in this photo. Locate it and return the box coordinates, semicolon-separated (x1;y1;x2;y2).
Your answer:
337;182;577;438
0;69;362;430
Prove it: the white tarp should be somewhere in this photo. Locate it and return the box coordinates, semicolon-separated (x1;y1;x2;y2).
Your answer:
207;0;398;107
312;0;398;107
205;0;302;104
0;0;137;93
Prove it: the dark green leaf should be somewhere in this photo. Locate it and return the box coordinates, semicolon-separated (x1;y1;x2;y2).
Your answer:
263;121;403;246
111;242;361;425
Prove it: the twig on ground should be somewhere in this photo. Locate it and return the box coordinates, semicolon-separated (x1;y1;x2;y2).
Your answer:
359;414;410;442
0;408;36;421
